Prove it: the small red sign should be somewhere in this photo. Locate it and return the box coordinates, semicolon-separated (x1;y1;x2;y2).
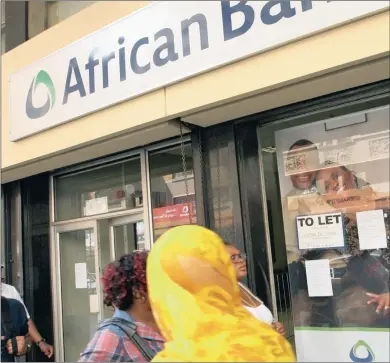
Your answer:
153;202;197;229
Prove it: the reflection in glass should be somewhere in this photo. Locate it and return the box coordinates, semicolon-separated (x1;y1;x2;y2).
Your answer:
149;144;196;239
55;158;142;221
259;106;390;349
113;221;145;259
59;229;97;362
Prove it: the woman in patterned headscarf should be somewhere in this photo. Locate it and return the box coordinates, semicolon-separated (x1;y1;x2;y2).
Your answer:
146;225;295;362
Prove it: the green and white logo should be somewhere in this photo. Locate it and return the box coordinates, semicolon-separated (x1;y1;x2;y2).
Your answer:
25;70;56;119
350;340;375;362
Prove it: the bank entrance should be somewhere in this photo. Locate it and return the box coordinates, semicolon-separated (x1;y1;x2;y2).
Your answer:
53;212;144;361
47;138;195;361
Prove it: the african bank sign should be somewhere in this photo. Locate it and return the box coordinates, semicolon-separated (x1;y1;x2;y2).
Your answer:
8;1;389;141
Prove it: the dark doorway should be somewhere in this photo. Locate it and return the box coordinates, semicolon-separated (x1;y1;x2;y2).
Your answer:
21;174;54;362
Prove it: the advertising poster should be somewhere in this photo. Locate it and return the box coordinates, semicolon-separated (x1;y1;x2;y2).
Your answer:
152;201;197;238
274;106;390;362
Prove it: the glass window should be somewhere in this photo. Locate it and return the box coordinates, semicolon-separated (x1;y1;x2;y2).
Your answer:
1;1;4;24
1;1;5;55
149;144;196;239
47;1;95;28
27;2;95;41
113;221;145;258
259;105;390;352
1;32;4;55
55;158;142;221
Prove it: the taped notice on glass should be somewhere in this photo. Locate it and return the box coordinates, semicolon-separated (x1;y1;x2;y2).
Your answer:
356;209;388;250
89;294;99;313
85;196;108;216
305;259;333;297
296;212;344;250
75;263;88;289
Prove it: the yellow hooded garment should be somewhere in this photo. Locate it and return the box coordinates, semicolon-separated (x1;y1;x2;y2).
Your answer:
147;225;296;362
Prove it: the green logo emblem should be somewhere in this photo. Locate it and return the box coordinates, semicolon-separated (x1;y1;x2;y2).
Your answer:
26;70;56;119
350;340;375;362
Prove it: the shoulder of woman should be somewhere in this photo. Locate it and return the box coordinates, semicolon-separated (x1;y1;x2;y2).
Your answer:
239;283;263;303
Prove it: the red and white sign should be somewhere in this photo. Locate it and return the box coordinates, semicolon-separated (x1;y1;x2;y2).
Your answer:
153;202;197;229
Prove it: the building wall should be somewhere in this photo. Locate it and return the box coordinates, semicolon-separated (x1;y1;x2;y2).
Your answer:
1;1;389;182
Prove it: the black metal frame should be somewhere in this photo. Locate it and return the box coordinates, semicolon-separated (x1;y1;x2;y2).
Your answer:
225;124;246;255
191;122;248;285
192;126;245;239
234;121;272;303
191;128;208;228
21;178;36;363
2;184;13;284
21;174;54;362
1;182;23;291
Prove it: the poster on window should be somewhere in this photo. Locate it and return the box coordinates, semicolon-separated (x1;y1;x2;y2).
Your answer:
274;106;390;362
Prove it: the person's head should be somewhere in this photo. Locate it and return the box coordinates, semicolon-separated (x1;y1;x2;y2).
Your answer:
146;225;295;362
101;251;150;314
316;162;357;195
224;243;247;280
288;139;318;190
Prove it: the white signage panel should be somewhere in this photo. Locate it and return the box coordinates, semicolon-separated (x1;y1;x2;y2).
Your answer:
9;1;389;141
295;328;390;362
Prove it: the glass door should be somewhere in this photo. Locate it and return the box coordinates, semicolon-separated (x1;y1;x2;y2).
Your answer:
109;213;145;260
54;221;99;362
96;213;145;319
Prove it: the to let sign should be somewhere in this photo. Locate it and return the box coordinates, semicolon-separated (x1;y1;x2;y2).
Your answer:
296;212;344;250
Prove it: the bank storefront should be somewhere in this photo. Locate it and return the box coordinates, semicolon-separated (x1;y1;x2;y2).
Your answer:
1;1;389;362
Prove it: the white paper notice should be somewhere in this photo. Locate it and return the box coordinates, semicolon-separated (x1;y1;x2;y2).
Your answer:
356;209;388;250
305;259;333;297
296;212;344;250
89;294;99;313
85;196;108;216
75;263;88;289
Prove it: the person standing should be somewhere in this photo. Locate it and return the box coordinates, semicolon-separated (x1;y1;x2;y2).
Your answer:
224;243;286;335
1;268;54;359
1;296;29;362
79;252;164;362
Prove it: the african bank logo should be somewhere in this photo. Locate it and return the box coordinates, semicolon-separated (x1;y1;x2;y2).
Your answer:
25;70;56;119
350;340;375;362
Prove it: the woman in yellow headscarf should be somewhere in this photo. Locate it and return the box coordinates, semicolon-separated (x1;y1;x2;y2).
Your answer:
147;225;296;362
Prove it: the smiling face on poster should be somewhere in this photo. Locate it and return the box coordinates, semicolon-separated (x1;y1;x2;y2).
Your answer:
274;106;390;362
